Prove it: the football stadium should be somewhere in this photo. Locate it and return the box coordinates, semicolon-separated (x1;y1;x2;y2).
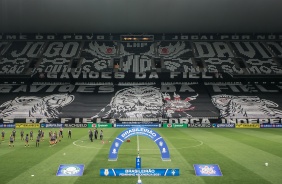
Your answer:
1;0;282;184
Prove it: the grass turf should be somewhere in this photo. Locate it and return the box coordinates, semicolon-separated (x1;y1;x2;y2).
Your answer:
0;128;282;184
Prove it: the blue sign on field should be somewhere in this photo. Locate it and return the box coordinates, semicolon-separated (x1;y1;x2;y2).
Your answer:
56;164;85;176
193;164;222;176
100;168;179;176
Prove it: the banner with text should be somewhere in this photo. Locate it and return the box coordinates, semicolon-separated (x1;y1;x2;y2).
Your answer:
100;168;179;176
15;123;40;128
163;123;187;128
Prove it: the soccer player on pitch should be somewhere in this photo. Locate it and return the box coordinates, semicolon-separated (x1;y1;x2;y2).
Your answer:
41;131;45;141
36;134;40;147
12;128;16;141
89;129;93;142
100;130;103;140
9;134;14;147
25;134;29;147
20;130;24;141
95;128;98;140
59;127;63;138
68;129;71;139
1;130;4;142
30;130;33;140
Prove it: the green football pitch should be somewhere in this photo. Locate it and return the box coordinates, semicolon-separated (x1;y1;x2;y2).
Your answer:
1;128;282;184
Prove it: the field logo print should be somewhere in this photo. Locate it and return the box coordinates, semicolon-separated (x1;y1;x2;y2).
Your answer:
194;164;222;176
56;164;85;176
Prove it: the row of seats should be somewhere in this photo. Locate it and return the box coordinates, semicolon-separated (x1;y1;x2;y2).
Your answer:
0;41;282;74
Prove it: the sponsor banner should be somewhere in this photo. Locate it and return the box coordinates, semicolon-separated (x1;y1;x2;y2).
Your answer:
163;123;187;128
63;123;88;128
40;123;63;128
15;123;40;128
109;127;170;161
56;164;85;176
0;123;15;128
116;121;160;124
260;124;282;128
188;124;212;128
88;123;112;128
235;124;260;128
212;123;235;128
100;168;179;176
193;164;223;176
114;124;161;128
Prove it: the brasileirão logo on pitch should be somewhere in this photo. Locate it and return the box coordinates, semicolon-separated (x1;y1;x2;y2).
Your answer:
57;164;85;176
62;166;81;175
199;165;216;175
193;164;223;176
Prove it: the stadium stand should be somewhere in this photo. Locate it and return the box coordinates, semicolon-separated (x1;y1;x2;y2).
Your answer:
1;35;282;123
80;41;116;72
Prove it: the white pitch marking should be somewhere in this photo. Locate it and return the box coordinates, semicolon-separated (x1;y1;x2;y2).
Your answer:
72;138;203;150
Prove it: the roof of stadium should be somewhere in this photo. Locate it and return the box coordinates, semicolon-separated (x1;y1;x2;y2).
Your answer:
0;0;281;33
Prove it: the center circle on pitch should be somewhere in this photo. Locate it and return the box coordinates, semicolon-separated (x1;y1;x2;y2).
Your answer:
73;137;203;150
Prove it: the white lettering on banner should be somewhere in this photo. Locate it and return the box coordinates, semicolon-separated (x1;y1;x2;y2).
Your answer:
43;42;79;58
1;83;281;93
127;43;148;47
168;118;282;124
2;118;14;123
121;127;157;139
222;119;282;124
42;72;215;79
60;118;92;123
169;72;212;79
26;118;48;123
61;118;72;123
169;118;211;124
47;72;127;79
209;84;281;93
64;124;87;128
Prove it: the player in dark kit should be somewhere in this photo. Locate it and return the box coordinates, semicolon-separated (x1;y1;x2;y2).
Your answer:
36;134;40;147
49;130;52;138
1;130;5;142
89;129;93;142
30;130;33;140
59;128;63;138
20;130;24;140
100;130;103;140
41;131;45;141
49;133;57;145
94;129;98;140
12;128;16;141
9;134;14;147
38;129;42;137
25;134;29;147
58;129;63;142
68;129;71;139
